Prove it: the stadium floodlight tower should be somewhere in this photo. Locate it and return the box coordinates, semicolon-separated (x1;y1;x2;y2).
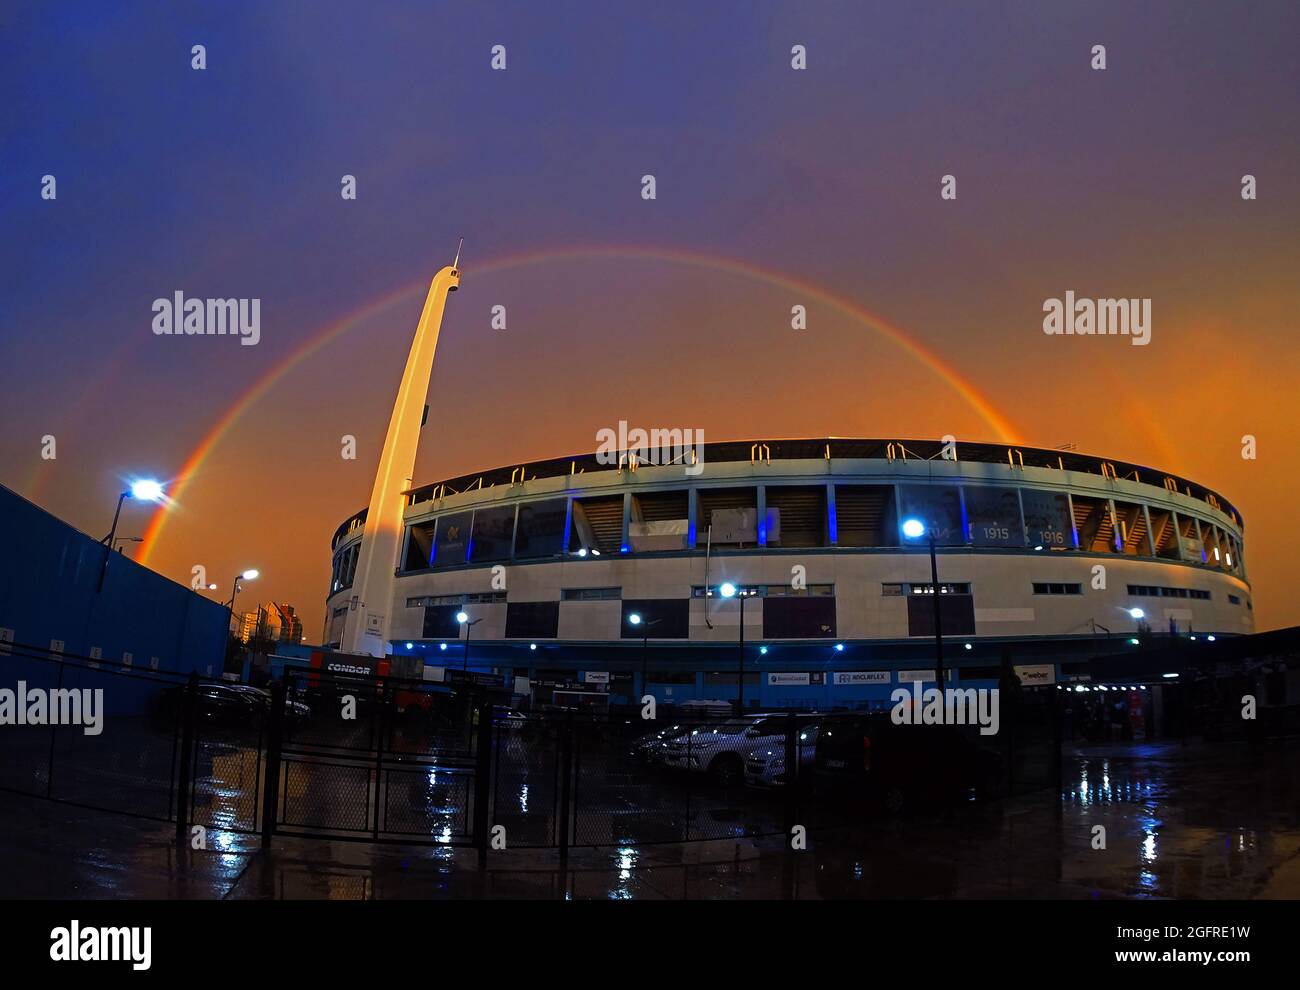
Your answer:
339;243;462;657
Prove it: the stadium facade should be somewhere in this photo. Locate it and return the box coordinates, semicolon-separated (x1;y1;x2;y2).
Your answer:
324;437;1252;709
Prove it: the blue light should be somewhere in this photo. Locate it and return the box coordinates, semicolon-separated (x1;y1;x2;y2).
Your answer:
1128;607;1145;619
902;518;925;539
530;643;537;651
719;582;737;599
439;643;448;651
759;646;768;655
834;643;844;652
405;642;413;650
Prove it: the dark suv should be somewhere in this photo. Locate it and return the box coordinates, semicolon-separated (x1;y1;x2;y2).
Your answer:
813;714;1002;815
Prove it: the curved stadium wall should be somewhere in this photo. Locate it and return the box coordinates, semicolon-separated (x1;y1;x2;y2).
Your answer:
324;439;1252;704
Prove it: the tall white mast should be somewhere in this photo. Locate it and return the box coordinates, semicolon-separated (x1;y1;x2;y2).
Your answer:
340;249;461;657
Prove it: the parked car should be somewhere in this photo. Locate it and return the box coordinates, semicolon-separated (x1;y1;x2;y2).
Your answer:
662;715;793;784
744;724;820;788
494;708;527;730
813;715;1002;815
630;724;690;765
225;684;311;720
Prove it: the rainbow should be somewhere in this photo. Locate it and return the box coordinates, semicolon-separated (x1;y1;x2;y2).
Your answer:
137;245;1023;566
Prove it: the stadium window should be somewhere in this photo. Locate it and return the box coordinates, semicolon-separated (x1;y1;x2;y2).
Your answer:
1126;584;1209;600
1032;583;1082;595
908;582;971;595
513;498;568;560
1113;501;1153;556
691;585;761;598
561;587;622;601
1071;495;1117;553
763;485;828;547
469;505;516;563
403;521;436;571
628;490;689;552
881;583;906;596
1229;594;1241;605
1021;489;1074;550
431;510;473;567
898;485;964;546
697;487;760;548
407;592;505;608
569;494;625;554
835;485;899;548
963;485;1026;547
763;584;834;597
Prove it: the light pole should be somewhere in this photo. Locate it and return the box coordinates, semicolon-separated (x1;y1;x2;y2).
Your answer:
456;611;484;671
98;479;165;591
224;568;260;637
903;518;945;689
719;582;749;713
627;612;660;700
113;536;143;554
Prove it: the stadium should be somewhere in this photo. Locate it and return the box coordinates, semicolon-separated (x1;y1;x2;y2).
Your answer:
324;436;1252;710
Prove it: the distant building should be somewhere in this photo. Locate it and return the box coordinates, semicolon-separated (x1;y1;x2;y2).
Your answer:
238;602;304;644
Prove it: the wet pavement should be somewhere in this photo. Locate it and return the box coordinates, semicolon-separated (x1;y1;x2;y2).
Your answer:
2;738;1297;899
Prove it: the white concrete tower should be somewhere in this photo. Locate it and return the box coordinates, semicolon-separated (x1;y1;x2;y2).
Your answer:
340;252;461;656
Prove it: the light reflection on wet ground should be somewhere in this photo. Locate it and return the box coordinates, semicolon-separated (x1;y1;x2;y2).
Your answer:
1;739;1297;899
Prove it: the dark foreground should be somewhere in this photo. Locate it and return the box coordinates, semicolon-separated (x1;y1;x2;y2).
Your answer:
2;738;1297;900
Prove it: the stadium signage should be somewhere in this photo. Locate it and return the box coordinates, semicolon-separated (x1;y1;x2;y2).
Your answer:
768;672;811;685
833;671;890;685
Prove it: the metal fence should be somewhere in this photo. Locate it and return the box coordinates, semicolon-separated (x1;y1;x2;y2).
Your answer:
2;646;1063;856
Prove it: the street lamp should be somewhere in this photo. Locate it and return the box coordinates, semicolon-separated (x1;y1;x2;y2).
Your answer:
224;568;260;633
902;517;945;689
457;610;483;671
627;612;660;699
98;479;166;591
719;582;750;713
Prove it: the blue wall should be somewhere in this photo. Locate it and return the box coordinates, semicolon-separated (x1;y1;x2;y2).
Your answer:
0;484;227;676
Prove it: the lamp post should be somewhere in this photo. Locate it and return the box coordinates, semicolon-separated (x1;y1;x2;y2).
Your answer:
719;582;748;713
627;612;660;700
903;518;945;689
456;611;483;671
98;479;165;591
113;536;143;554
224;568;260;638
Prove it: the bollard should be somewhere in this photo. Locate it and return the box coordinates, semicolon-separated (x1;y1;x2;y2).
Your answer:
473;703;494;865
175;671;200;842
260;679;286;848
